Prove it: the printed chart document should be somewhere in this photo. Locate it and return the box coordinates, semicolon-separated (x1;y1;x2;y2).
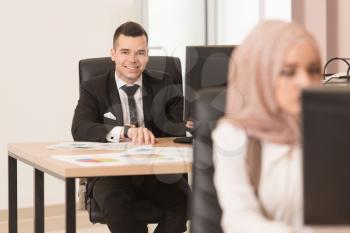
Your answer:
51;145;192;167
47;141;128;151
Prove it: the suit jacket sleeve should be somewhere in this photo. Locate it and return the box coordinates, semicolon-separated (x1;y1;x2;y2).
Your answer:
71;81;115;142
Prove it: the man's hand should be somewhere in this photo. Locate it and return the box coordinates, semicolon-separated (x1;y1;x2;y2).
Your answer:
128;127;156;145
186;121;193;129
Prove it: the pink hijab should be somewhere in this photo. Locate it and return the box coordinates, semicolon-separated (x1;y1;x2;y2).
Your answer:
222;20;321;145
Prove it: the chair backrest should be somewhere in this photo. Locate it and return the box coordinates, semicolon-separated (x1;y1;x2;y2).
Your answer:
79;56;183;88
190;86;227;233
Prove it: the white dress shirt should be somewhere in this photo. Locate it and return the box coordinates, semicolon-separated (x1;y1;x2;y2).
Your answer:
106;73;145;142
212;122;303;233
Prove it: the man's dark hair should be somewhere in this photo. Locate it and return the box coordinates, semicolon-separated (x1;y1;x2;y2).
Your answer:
113;21;148;48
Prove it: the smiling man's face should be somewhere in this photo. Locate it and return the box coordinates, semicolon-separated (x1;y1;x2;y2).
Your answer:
111;34;149;84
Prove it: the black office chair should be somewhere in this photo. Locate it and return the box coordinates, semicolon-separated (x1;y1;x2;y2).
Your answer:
190;86;227;233
78;56;183;224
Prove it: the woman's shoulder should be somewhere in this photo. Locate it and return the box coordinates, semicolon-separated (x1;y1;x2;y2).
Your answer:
212;121;246;139
212;121;247;153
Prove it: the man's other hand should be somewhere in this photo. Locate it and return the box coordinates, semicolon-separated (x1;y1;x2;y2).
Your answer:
186;121;193;129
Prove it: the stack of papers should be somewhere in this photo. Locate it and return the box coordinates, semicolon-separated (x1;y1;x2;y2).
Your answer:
51;145;192;167
47;141;128;151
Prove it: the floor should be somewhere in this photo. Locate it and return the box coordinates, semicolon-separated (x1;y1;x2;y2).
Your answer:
0;211;107;233
0;210;188;233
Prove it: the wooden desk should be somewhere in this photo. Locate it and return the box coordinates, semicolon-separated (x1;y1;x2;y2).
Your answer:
7;138;192;233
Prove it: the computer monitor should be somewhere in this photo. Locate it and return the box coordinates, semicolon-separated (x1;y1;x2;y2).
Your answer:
184;45;235;121
302;87;350;225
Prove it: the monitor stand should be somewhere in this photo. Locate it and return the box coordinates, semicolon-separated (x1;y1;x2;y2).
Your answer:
173;136;193;144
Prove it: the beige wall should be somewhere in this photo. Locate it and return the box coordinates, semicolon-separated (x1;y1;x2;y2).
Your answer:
292;0;350;72
0;0;142;210
336;0;350;59
305;0;327;62
292;0;327;62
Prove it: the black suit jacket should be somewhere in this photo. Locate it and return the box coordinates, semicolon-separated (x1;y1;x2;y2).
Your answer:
71;70;186;142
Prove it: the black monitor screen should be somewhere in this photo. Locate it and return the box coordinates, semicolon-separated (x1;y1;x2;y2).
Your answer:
184;45;235;120
303;87;350;225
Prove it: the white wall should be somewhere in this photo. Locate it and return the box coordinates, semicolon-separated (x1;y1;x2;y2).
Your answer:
263;0;291;21
216;0;291;45
217;0;260;45
146;0;206;76
145;0;292;74
0;0;142;209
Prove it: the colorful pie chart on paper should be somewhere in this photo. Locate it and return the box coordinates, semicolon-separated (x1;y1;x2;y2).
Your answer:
77;158;119;163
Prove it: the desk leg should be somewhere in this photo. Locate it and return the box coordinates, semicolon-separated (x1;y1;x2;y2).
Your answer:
34;169;44;233
66;178;76;233
8;155;17;233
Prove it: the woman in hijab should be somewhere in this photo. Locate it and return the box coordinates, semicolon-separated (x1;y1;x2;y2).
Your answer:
213;20;322;233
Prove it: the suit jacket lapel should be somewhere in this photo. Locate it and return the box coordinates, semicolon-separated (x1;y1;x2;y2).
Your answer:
108;72;124;126
142;74;153;128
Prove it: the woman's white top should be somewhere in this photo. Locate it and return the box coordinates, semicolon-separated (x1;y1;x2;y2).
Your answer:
212;122;303;233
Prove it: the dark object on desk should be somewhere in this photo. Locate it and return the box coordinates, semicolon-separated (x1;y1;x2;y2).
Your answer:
302;87;350;225
173;125;196;143
79;56;183;224
190;87;226;233
173;136;193;144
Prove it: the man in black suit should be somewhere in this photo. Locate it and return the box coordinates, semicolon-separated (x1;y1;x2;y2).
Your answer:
72;21;189;233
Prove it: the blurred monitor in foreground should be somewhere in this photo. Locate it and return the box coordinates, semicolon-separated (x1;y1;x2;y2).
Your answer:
302;87;350;225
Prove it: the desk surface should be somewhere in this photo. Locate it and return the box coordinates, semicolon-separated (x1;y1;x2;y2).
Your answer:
8;138;192;178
